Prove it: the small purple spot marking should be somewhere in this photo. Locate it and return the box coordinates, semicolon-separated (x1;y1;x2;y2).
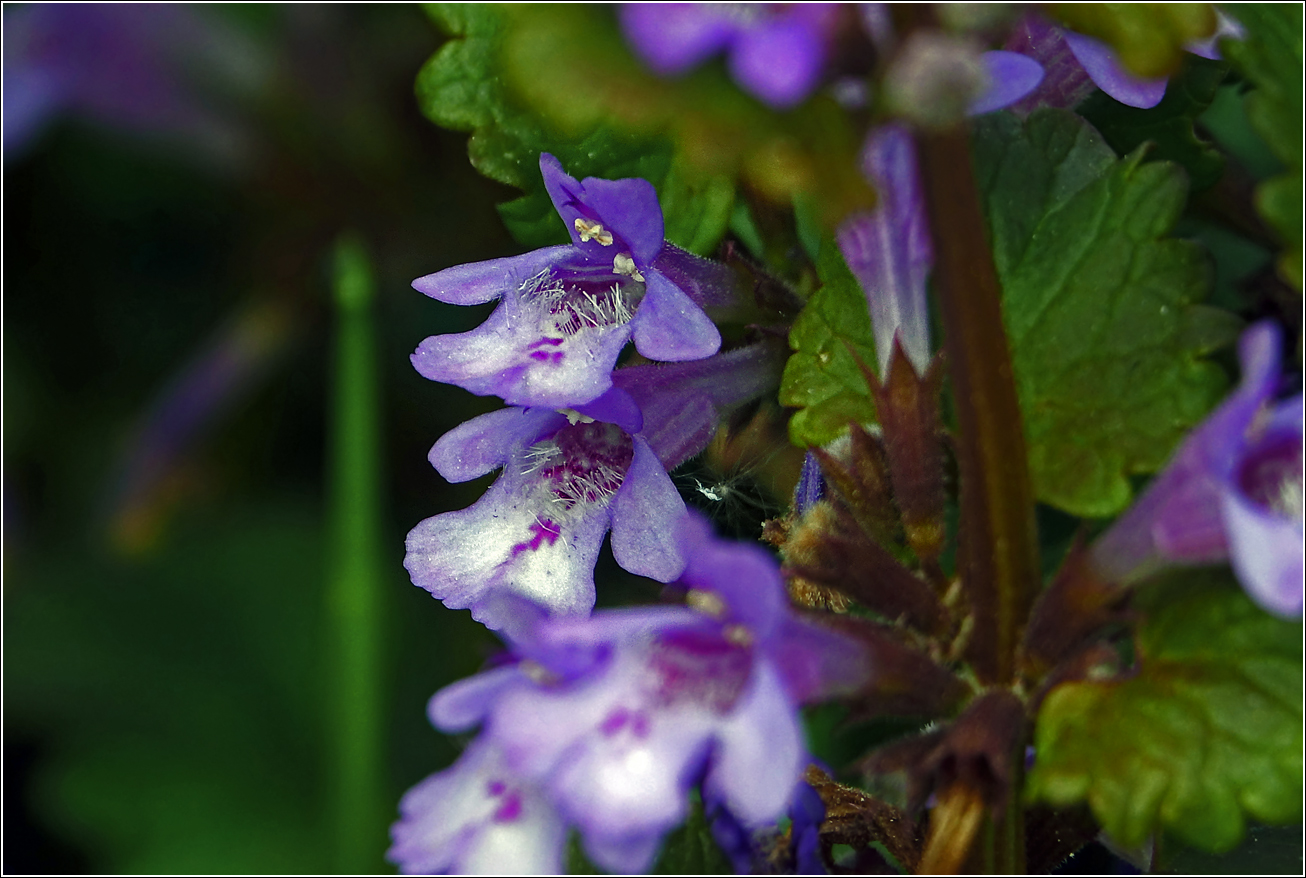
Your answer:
599;707;629;736
493;791;524;823
509;519;563;557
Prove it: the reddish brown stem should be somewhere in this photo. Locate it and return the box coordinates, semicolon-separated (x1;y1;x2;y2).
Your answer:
913;125;1041;684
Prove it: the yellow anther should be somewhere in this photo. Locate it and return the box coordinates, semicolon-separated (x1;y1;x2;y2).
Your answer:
687;589;727;618
724;624;753;647
559;408;595;425
613;252;645;283
575;218;614;246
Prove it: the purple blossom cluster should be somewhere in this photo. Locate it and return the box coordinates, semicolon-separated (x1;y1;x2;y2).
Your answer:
393;6;1295;875
397;152;865;871
393;515;866;873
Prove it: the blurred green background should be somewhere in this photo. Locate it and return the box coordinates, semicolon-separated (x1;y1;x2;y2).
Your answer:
2;5;527;872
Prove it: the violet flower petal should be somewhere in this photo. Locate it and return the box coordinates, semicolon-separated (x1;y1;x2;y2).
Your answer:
729;15;825;110
388;739;566;876
1094;323;1282;576
631;269;723;362
573;385;644;434
618;4;736;76
541;154;665;264
703;662;804;827
609;437;689;583
410;285;635;409
969;50;1045;116
837;123;933;375
551;706;715;845
772;616;874;704
576;175;666;265
582;831;667;876
794;451;825;513
677;512;787;639
1002;14;1096;113
1224;394;1304;616
616;338;789;470
428;407;565;483
412;245;573;306
1223;486;1305;616
1063;31;1167;109
428;665;528;733
403;469;608;632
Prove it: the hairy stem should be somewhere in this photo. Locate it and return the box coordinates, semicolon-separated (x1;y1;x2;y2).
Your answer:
913;124;1042;685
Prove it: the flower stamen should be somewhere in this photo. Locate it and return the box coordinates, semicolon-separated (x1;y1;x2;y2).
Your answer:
575;217;614;246
613;252;645;283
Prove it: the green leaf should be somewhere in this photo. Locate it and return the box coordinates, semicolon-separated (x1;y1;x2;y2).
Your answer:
1221;2;1304;289
974;109;1238;517
1078;55;1229;191
780;241;878;447
652;792;736;874
417;5;733;255
1027;571;1304;853
562;792;734;875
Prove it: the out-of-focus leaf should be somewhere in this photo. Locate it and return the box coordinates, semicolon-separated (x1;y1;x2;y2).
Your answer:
420;4;870;253
417;4;734;255
652;793;735;875
974;109;1238;517
1048;3;1218;78
1222;3;1304;289
1028;570;1303;852
1079;55;1229;191
780;241;878;447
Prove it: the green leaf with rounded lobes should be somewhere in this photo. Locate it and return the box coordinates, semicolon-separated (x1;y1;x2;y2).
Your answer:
1027;570;1303;853
780;241;878;448
974;109;1241;518
417;4;733;255
1221;2;1304;289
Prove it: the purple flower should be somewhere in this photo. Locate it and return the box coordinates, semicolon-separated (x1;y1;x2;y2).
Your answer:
838;48;1041;371
837;123;934;377
411;154;722;409
619;3;843;109
1060;30;1169;110
1006;11;1245;111
404;389;686;635
3;3;254;163
389;738;567;875
396;513;868;873
406;341;788;634
1092;322;1304;617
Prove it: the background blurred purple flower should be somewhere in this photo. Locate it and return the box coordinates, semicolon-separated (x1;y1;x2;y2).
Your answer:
1092;322;1304;616
837;123;934;377
411;154;721;409
1005;11;1244;111
402;513;867;873
3;3;259;164
620;3;843;109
